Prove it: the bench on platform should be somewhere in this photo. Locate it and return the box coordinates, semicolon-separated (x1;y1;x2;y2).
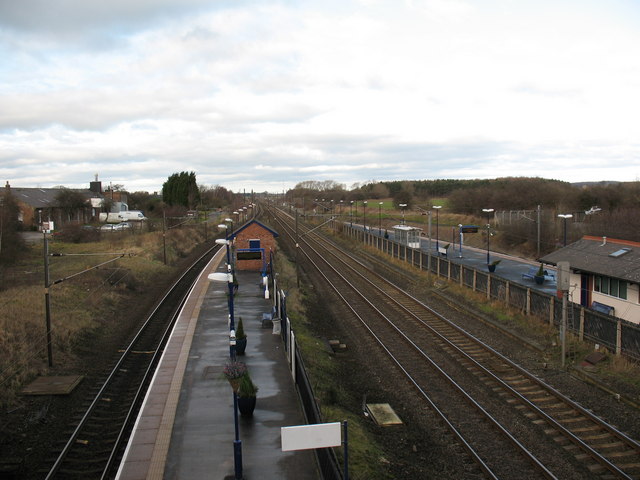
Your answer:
591;301;614;316
522;266;555;282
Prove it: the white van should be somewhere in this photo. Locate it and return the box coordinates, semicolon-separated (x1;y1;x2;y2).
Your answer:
99;210;147;223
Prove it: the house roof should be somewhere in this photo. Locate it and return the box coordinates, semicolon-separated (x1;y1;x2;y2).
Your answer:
3;187;101;208
540;236;640;283
231;220;279;239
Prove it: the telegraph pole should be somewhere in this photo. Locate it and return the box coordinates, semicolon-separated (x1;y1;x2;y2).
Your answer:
43;232;54;367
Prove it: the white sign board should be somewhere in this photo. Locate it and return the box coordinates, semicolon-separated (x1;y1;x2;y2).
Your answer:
281;422;341;452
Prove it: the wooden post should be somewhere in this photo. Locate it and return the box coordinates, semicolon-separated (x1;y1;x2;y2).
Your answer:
487;274;491;300
579;308;585;341
616;319;622;356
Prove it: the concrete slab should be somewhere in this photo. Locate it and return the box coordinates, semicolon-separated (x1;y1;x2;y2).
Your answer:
21;375;83;395
366;403;403;426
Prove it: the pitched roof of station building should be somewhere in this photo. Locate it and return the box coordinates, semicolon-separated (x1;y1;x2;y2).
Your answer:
230;219;279;239
540;236;640;284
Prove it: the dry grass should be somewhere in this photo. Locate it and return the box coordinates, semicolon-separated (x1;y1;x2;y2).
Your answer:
605;355;640;389
0;226;212;408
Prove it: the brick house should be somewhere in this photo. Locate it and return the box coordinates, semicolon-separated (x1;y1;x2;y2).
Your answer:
231;220;278;272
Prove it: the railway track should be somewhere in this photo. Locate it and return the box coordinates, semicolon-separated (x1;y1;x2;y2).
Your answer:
43;244;220;480
269;205;640;479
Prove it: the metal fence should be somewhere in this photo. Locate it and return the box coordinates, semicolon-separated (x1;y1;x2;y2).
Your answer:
268;280;343;480
347;225;640;360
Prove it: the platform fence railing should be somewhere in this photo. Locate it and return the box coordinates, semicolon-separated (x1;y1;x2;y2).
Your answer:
344;224;640;360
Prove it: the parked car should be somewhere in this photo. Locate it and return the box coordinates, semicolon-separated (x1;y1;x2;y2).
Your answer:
101;222;132;232
113;222;132;230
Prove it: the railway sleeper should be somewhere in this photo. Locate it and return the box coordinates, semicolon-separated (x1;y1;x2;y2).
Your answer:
583;432;617;441
537;400;566;409
504;377;529;386
569;424;604;433
606;450;640;459
549;408;579;417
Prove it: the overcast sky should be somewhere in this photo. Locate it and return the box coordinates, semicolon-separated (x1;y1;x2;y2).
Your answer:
1;0;639;194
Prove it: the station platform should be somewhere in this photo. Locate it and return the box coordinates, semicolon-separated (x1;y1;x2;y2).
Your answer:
116;248;319;479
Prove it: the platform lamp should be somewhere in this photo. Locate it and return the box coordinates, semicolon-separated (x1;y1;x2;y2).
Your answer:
209;258;242;480
482;208;494;264
433;205;442;253
363;201;367;232
350;201;354;227
378;201;383;234
558;214;573;246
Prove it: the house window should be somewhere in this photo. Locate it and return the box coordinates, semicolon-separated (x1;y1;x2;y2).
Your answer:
594;275;627;300
249;239;260;249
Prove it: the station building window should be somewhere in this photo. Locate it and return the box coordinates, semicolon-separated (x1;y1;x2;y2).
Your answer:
594;275;627;300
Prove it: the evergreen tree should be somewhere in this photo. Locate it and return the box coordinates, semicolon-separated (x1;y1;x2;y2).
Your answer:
162;171;200;208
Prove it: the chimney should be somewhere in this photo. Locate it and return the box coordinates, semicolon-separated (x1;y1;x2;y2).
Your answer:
90;175;102;194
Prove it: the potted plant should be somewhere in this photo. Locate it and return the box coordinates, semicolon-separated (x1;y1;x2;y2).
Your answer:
534;263;545;285
488;259;501;273
235;317;247;355
237;373;259;417
223;360;247;392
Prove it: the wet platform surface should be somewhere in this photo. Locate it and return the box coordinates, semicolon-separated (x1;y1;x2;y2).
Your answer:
116;248;319;479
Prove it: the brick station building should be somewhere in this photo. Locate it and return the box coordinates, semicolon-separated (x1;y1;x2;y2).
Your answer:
231;220;279;272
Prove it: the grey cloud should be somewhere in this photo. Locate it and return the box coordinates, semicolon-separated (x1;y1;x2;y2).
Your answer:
0;0;238;47
0;0;216;32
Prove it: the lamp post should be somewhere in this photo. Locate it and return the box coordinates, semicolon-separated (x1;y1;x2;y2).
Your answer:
209;246;242;479
433;205;441;253
482;208;494;264
378;202;383;234
399;203;407;225
350;201;354;227
558;214;573;246
363;201;367;233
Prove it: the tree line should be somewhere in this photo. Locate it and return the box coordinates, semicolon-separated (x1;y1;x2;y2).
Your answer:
286;177;640;246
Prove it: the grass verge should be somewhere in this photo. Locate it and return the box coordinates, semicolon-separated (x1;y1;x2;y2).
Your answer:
0;226;214;409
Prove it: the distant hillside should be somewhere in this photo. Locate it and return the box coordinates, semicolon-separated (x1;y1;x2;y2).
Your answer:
571;181;621;188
